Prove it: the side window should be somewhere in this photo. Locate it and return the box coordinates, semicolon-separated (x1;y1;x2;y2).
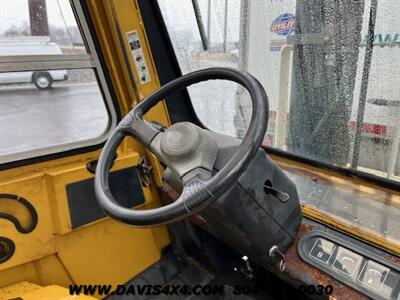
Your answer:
159;0;400;182
0;0;116;164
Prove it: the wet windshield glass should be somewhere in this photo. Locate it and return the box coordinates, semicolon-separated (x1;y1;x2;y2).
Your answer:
159;0;400;247
158;0;400;184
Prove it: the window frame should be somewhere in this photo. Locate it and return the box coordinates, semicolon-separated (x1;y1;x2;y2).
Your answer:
0;0;118;167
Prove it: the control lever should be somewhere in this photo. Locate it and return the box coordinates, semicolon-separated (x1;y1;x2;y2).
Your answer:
264;184;290;202
233;255;254;280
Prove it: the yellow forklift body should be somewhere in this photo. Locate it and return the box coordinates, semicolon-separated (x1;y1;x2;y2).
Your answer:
0;0;170;296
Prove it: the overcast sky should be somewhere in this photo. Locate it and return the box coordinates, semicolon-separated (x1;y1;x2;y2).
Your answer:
0;0;77;34
0;0;241;43
159;0;241;43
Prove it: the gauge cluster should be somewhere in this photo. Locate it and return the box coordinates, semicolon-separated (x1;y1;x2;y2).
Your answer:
299;231;400;300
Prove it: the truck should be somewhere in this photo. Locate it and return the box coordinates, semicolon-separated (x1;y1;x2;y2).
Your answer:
0;36;68;90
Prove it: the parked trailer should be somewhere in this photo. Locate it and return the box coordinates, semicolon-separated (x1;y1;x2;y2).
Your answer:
235;0;399;179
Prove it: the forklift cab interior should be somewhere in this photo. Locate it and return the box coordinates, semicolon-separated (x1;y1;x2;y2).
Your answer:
0;0;399;299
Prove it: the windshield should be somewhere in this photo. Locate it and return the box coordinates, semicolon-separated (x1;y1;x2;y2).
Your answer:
158;0;400;185
157;0;400;249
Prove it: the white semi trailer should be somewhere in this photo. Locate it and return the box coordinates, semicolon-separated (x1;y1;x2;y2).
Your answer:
235;0;399;179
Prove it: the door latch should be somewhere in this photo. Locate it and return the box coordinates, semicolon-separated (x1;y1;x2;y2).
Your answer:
137;156;153;187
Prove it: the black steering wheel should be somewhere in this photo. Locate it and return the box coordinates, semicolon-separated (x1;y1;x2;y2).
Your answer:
95;68;269;227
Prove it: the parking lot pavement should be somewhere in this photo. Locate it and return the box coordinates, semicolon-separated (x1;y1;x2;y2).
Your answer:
0;83;108;157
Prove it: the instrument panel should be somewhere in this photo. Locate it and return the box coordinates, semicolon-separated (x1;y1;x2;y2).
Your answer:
298;231;400;300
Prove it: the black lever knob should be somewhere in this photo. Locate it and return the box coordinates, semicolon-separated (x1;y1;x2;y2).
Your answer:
264;184;290;202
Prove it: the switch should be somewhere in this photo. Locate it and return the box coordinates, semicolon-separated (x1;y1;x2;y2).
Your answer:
333;247;362;277
358;260;389;291
309;238;336;264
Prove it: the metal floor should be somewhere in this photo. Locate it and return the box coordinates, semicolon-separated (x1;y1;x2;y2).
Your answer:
107;252;273;300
